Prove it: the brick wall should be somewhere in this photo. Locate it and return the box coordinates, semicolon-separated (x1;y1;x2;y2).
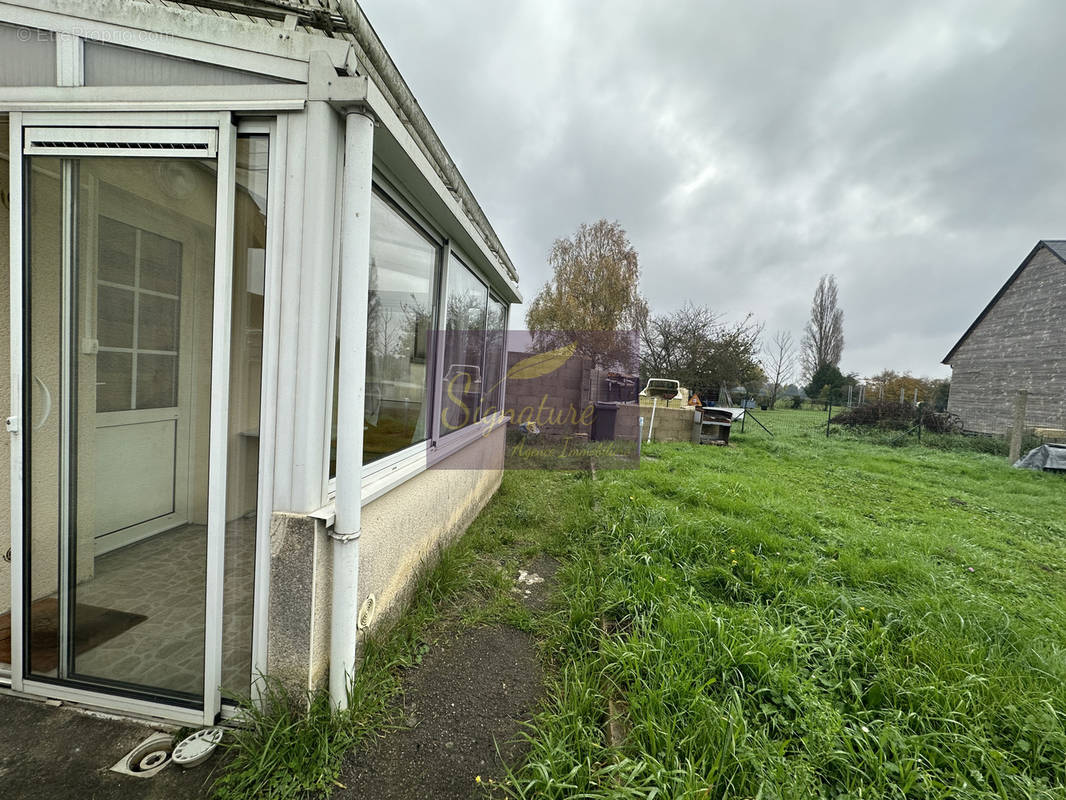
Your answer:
947;245;1066;435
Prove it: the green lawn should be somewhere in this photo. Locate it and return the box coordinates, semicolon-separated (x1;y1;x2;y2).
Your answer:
215;410;1066;799
502;410;1066;798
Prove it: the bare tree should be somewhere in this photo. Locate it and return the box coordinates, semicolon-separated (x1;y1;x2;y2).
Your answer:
762;330;794;409
526;219;647;368
639;303;764;399
800;274;844;381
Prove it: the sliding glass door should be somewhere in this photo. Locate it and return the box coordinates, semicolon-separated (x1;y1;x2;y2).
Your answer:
23;143;219;704
8;119;268;721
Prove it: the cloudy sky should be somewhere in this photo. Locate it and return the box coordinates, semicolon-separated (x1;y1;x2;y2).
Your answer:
361;0;1066;379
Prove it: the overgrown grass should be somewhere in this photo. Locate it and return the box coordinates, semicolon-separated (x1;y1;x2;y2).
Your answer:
211;471;585;799
510;411;1066;798
216;411;1066;798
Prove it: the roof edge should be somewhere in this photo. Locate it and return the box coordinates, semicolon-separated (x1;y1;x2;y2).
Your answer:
942;240;1066;365
334;0;520;288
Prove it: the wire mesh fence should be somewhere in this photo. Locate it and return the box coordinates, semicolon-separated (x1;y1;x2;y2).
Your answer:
731;395;1065;461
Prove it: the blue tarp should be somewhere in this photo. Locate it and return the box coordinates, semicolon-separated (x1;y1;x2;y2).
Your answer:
1014;444;1066;472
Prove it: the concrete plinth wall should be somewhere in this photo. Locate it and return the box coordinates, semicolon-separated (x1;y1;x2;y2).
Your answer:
266;423;506;694
638;405;696;443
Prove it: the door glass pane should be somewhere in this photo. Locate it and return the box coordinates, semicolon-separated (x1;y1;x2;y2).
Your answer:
96;352;133;413
25;153;216;701
136;353;178;409
222;135;268;698
137;294;179;352
139;230;182;295
25;155;64;677
96;286;134;348
97;217;135;285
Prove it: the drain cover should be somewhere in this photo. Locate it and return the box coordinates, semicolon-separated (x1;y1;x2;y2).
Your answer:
172;727;223;769
110;732;173;778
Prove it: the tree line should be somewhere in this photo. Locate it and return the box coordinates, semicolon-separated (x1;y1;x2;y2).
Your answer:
526;218;945;409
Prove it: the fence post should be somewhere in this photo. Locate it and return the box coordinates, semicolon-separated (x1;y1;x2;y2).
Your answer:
1008;390;1028;464
826;398;832;438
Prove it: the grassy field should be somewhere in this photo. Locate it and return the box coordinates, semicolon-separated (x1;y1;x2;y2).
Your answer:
215;409;1066;799
505;410;1066;798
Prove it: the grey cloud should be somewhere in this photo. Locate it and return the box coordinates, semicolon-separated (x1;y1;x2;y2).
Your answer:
361;0;1066;377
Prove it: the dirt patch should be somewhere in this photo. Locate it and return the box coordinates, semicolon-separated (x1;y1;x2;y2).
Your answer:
512;555;560;612
335;625;543;800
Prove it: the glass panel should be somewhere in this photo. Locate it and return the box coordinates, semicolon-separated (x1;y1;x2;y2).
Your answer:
329;190;441;476
135;353;178;409
97;217;135;285
221;135;269;698
363;194;437;463
0;24;57;87
96;352;133;413
84;40;281;87
139;230;182;295
96;286;134;348
137;294;179;352
441;259;487;433
25;154;64;677
482;298;507;417
26;153;216;702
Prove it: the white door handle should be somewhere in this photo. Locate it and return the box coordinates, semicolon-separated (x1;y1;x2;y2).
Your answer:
33;375;52;431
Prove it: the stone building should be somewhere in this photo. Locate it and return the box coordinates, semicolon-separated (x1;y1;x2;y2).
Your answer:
942;241;1066;436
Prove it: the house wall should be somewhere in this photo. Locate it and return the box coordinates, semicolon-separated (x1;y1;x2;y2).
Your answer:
947;245;1066;435
265;423;506;693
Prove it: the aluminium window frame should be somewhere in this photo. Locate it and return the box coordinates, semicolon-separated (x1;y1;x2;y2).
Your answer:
436;242;510;439
324;170;511;506
233;115;285;711
325;171;446;503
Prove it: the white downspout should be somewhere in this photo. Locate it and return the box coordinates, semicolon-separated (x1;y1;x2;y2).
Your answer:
330;110;375;710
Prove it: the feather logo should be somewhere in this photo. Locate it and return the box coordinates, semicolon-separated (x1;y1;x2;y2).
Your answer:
506;341;576;380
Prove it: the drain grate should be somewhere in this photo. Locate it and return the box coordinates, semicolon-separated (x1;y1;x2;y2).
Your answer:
110;732;174;778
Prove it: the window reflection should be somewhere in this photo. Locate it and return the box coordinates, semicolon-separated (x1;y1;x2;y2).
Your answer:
331;191;439;472
441;260;487;434
482;298;507;418
364;195;437;462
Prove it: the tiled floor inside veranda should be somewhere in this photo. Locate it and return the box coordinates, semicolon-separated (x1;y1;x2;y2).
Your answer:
72;519;256;697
